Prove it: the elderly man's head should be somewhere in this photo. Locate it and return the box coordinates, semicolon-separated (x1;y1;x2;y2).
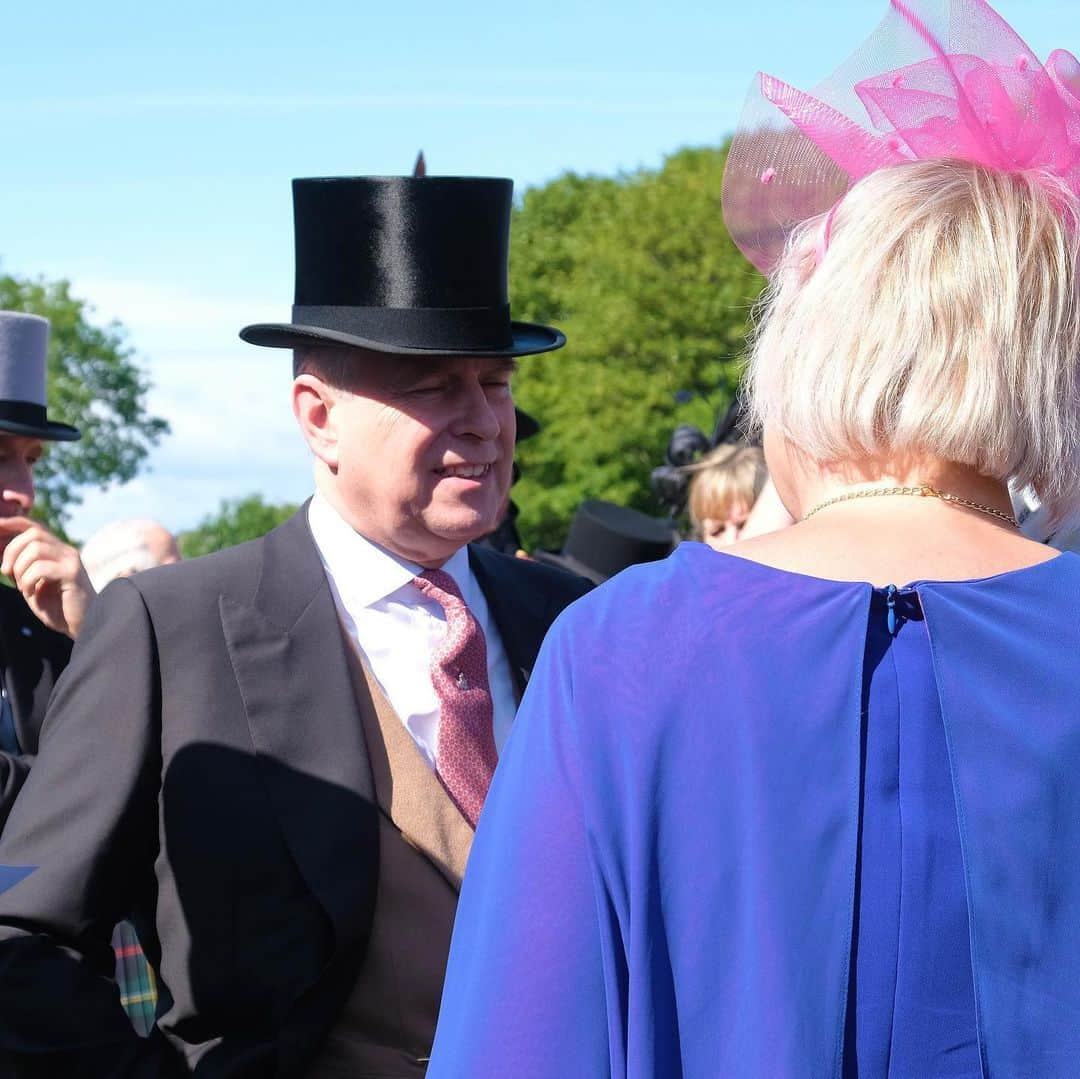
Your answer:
291;347;517;568
81;519;181;590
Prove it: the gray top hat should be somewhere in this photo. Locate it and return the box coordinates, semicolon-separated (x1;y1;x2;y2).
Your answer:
0;313;79;442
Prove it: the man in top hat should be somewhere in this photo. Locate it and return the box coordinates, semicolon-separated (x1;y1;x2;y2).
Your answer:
0;311;93;830
0;176;590;1074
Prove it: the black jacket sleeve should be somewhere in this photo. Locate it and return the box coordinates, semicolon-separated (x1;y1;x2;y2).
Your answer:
0;579;168;1076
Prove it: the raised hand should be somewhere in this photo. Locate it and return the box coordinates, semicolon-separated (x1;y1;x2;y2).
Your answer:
0;517;96;639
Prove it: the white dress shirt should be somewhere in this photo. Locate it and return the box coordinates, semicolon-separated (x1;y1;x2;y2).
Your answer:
308;491;519;772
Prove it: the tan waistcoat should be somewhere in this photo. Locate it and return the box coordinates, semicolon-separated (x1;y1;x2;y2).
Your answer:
309;641;476;1079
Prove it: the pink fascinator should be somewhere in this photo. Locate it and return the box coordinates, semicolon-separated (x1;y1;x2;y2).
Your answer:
722;0;1080;275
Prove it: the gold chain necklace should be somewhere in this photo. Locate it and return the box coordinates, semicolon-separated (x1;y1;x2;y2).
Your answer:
802;483;1017;526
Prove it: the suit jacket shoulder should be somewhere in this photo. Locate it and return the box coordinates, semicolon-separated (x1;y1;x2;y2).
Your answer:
128;527;268;614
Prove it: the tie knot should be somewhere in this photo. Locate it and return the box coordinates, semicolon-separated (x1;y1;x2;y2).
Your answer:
414;568;466;611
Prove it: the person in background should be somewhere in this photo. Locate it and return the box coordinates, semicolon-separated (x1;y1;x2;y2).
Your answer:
0;173;590;1074
0;311;90;830
81;518;181;592
532;498;678;584
683;442;768;549
428;3;1080;1076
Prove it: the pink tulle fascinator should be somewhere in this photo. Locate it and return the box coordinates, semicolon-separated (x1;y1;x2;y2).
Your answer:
722;0;1080;275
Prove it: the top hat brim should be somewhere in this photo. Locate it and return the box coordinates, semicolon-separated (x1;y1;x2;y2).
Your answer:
239;320;565;358
0;417;80;442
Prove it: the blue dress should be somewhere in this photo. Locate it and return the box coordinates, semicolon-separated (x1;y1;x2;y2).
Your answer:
428;545;1080;1078
845;588;979;1076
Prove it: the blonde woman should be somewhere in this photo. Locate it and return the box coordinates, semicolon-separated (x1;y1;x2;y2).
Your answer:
429;2;1080;1076
684;443;768;549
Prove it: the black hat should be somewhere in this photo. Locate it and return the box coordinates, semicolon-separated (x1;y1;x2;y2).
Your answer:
533;499;678;585
0;313;80;442
514;407;540;442
240;176;565;358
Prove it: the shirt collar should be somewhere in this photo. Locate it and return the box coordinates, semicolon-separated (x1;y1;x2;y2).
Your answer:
307;490;474;610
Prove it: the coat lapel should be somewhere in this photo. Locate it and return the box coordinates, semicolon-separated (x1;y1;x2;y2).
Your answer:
468;545;550;696
220;507;379;953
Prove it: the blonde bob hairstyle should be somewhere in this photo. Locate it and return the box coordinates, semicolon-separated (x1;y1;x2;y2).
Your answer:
684;443;768;538
748;158;1080;524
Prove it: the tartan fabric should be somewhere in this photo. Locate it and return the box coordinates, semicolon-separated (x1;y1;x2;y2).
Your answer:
111;919;156;1037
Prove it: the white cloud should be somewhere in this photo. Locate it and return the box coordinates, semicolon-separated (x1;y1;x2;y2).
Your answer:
63;277;313;541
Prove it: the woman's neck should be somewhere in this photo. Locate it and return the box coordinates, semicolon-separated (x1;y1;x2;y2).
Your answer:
787;457;1016;524
729;454;1056;588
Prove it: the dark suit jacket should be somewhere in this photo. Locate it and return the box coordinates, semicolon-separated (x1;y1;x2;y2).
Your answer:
0;584;73;831
0;507;589;1077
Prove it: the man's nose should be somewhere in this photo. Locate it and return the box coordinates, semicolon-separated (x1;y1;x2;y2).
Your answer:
3;474;34;513
456;380;503;440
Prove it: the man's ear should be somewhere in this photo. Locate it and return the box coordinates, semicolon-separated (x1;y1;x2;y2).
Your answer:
292;375;341;471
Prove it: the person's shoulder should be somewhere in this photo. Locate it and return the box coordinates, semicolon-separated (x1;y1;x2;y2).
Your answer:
470;544;593;604
564;541;750;622
118;538;261;611
547;540;816;668
128;508;312;605
1047;548;1080;581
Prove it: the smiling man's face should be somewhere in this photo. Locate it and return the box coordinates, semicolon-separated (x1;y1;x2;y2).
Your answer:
308;351;518;566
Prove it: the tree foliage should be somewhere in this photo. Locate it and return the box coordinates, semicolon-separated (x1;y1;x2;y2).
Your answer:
179;494;298;559
0;275;169;530
509;143;765;550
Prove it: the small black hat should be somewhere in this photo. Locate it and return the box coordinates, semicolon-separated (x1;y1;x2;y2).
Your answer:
533;499;678;584
240;176;565;358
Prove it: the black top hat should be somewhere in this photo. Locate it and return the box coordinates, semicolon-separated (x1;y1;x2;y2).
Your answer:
240;176;565;358
533;499;678;585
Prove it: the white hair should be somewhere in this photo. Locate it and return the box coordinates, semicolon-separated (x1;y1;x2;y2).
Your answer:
748;158;1080;524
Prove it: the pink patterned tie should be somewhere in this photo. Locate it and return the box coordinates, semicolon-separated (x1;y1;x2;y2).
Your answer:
413;569;498;828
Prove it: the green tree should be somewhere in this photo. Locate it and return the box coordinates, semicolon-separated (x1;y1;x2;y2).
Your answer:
509;143;765;550
0;275;169;530
179;494;298;558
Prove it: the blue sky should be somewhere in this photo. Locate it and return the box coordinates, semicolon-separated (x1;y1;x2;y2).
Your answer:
1;0;1072;539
